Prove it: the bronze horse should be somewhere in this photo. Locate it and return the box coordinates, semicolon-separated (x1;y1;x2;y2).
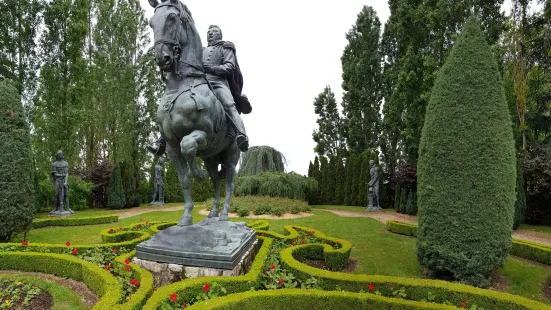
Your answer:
148;0;239;226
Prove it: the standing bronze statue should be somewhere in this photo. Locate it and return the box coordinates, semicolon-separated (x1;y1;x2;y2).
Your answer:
366;160;381;211
49;151;74;216
150;158;165;205
146;0;252;226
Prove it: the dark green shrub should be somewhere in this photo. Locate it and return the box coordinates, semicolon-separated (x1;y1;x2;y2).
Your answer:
394;185;401;212
406;191;418;215
237;208;250;217
206;196;310;216
417;19;516;287
107;164;126;209
0;81;35;242
399;188;407;214
67;175;93;210
513;155;526;229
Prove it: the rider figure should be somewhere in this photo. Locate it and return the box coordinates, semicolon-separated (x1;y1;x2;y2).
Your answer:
203;25;249;152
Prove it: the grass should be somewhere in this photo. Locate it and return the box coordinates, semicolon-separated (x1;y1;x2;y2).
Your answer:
520;223;551;235
0;274;88;310
12;205;551;304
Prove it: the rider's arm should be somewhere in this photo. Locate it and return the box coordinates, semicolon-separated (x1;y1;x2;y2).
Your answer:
212;48;236;76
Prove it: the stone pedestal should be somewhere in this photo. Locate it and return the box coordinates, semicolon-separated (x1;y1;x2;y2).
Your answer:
133;240;259;288
48;210;74;217
365;206;382;212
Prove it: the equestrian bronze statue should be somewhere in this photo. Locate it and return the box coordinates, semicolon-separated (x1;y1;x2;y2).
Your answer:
148;0;252;226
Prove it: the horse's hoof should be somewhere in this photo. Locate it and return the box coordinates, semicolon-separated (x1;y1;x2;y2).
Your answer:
177;216;193;226
219;214;229;221
236;135;249;152
208;210;219;218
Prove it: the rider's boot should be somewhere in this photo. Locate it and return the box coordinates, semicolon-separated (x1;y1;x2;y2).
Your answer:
147;136;167;156
227;107;249;152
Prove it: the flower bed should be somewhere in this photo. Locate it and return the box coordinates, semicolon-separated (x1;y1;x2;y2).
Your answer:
190;289;458;309
386;220;551;267
0;278;48;309
32;215;119;228
0;252;122;310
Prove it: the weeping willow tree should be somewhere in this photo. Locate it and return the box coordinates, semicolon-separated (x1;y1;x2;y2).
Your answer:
238;146;286;177
234;172;318;201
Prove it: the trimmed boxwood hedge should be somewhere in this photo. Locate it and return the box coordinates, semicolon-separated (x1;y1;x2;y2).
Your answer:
279;245;550;309
112;250;154;310
142;237;273;310
191;289;458;309
32;215;119;229
0;252;122;310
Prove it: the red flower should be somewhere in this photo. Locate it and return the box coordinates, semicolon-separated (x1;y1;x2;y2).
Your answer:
105;263;111;271
203;283;210;292
294;227;298;231
182;302;187;308
9;111;14;117
278;279;284;285
460;301;467;308
264;270;269;275
138;236;141;240
389;286;393;291
125;265;131;271
260;233;265;237
270;264;275;270
322;240;326;243
336;241;339;245
130;279;139;286
65;241;71;246
95;249;99;252
301;236;305;240
368;283;375;292
135;225;140;229
109;228;115;233
112;248;117;253
140;218;143;222
292;242;296;246
21;241;28;246
72;248;78;255
119;227;123;230
170;293;177;302
301;241;305;245
125;258;131;264
49;216;52;220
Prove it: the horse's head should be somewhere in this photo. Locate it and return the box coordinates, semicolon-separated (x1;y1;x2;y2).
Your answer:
149;0;190;72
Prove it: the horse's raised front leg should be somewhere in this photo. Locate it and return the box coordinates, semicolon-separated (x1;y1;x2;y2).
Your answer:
203;157;221;218
181;130;208;181
220;144;240;222
166;144;194;226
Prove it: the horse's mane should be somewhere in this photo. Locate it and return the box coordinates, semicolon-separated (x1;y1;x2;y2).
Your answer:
180;2;193;23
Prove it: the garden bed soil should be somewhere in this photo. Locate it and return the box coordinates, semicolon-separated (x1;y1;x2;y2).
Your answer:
0;278;53;310
0;271;98;308
198;209;313;219
303;257;357;273
542;275;551;303
490;271;508;293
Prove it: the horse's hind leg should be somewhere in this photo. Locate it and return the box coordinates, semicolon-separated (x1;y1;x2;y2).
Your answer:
181;130;208;181
203;157;221;218
220;144;240;221
166;143;194;226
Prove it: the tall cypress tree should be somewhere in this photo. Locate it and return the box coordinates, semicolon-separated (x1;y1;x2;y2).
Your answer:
312;85;346;157
319;156;329;205
417;19;516;287
343;155;354;206
334;155;345;205
107;164;126;209
0;81;35;242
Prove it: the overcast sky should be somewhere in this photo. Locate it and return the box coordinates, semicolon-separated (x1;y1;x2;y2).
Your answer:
139;0;515;175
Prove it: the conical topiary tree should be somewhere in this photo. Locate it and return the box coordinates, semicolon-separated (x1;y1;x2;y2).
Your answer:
107;164;126;209
513;155;526;229
238;146;286;177
0;80;35;242
417;18;516;287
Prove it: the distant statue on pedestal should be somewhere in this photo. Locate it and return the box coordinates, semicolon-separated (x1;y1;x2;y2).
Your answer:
366;160;381;211
150;158;165;206
49;151;74;217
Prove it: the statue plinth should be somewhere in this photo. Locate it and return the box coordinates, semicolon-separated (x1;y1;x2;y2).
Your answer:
48;210;74;217
136;217;257;269
148;201;165;206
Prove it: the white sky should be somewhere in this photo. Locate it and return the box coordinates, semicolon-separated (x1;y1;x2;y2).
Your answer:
140;0;516;176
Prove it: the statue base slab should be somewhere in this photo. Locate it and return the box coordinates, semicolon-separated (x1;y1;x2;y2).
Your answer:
135;217;257;269
48;210;75;217
132;240;258;289
148;202;165;206
366;206;382;212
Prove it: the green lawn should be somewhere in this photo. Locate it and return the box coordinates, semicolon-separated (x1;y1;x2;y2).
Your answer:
520;223;551;235
16;207;551;304
0;274;88;310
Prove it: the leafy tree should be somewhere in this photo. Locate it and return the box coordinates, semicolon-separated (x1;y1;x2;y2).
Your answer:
417;19;516;287
165;161;183;203
238;146;286;177
312;85;346;157
341;6;382;155
0;81;35;242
